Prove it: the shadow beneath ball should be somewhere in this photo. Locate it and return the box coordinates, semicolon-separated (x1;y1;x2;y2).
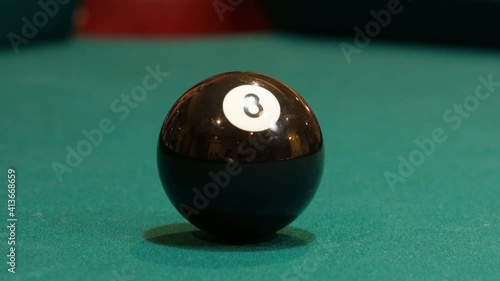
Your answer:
144;222;315;251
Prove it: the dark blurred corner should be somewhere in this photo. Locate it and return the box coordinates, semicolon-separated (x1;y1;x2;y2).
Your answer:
261;0;500;48
0;0;80;47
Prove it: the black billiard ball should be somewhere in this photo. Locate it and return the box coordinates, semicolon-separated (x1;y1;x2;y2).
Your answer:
157;72;324;239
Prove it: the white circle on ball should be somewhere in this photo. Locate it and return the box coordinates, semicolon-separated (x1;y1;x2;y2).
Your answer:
223;85;281;132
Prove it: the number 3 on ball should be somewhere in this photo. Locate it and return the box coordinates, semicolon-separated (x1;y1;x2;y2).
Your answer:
223;85;281;132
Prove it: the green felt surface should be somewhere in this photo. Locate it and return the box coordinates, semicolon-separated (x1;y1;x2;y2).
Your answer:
1;35;499;281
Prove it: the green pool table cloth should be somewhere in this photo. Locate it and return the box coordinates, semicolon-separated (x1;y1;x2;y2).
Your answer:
1;35;499;281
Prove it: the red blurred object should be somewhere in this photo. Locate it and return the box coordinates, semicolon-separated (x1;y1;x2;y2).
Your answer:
77;0;270;36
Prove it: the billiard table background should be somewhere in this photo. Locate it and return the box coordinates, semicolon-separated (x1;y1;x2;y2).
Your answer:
1;34;500;280
2;0;500;48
